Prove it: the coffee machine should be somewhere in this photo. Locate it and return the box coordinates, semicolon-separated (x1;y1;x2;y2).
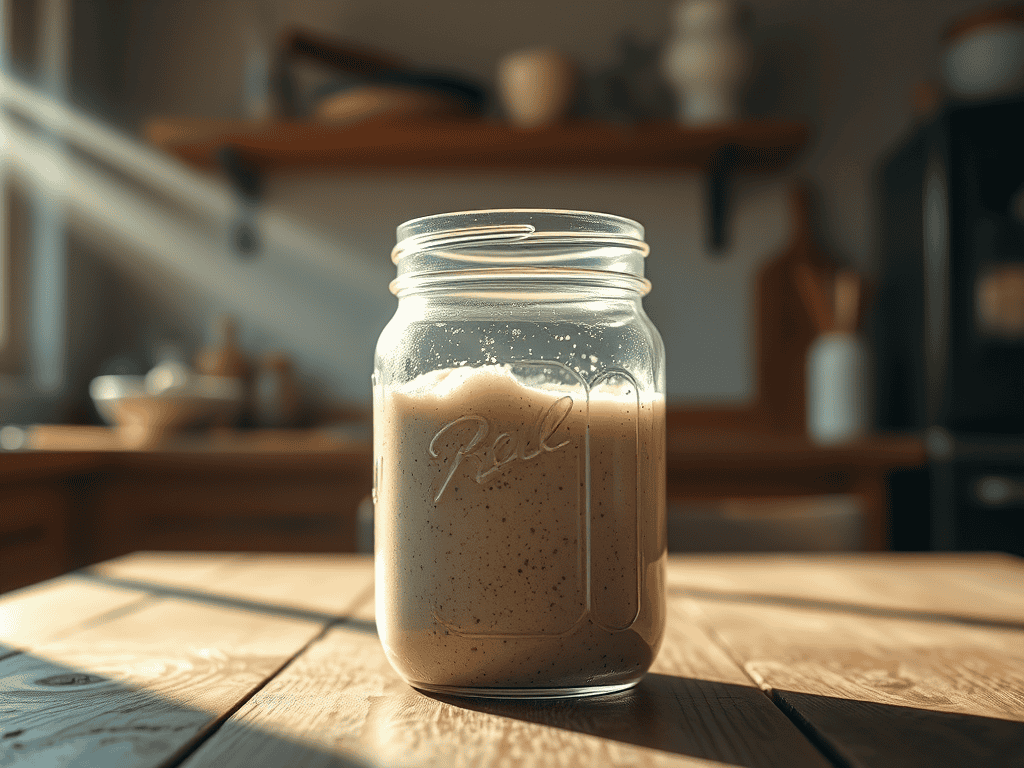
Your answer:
874;97;1024;555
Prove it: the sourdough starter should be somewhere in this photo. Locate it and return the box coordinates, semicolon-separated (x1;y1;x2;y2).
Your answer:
375;364;666;692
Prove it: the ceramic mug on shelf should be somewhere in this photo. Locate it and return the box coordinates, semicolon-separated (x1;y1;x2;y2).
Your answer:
497;49;578;129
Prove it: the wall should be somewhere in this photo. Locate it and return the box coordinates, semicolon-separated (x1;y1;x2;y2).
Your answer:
65;0;985;408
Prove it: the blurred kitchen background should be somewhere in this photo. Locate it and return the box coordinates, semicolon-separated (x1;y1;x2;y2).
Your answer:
2;0;1023;592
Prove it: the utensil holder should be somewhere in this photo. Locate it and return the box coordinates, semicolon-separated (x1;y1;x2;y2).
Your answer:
806;332;870;445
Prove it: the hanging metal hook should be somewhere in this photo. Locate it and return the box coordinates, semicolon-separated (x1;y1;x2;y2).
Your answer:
218;145;262;258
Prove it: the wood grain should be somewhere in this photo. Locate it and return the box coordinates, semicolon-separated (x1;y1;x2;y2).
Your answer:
195;553;375;618
681;596;1024;768
0;595;324;767
8;552;1021;768
90;552;375;621
89;551;246;588
180;572;831;768
667;553;1024;627
0;574;148;657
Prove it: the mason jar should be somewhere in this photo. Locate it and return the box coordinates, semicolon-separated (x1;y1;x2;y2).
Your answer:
373;209;666;699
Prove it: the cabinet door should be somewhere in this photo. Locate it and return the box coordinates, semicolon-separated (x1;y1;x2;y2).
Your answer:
90;468;370;562
0;482;70;594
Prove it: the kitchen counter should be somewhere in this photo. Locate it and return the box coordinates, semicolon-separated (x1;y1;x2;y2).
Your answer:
0;426;927;593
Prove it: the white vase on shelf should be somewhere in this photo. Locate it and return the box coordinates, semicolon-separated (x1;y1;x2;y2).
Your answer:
662;0;753;125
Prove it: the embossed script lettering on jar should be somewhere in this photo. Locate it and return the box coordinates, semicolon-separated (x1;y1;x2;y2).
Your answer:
429;393;573;503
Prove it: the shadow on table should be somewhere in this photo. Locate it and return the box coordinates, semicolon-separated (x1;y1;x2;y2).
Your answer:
0;650;371;768
45;572;1023;767
79;569;378;631
3;648;1023;768
433;673;1024;767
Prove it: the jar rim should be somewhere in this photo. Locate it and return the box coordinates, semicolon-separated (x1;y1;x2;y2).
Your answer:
393;208;648;264
390;209;651;297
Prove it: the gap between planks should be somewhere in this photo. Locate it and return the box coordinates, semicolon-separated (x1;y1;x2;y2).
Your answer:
678;595;1024;768
161;584;377;768
679;596;862;768
1;553;376;768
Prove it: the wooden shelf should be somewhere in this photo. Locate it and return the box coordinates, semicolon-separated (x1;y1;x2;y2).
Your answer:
145;117;810;174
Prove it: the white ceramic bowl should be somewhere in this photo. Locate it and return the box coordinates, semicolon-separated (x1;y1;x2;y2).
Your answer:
90;375;243;448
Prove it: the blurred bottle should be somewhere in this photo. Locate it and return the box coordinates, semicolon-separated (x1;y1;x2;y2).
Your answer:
195;316;252;426
806;271;869;444
255;351;303;428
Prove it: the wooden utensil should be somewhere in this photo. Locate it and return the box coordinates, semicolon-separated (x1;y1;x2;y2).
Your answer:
794;261;834;335
833;269;862;334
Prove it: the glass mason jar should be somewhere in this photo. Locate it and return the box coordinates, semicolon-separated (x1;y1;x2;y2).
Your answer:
373;209;666;699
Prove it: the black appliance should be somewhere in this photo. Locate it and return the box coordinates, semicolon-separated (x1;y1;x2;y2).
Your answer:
874;98;1024;555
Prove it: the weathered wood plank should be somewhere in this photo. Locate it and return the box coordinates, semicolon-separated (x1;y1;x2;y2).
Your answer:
180;578;831;768
89;552;374;620
0;595;324;767
208;553;375;617
88;551;247;589
667;553;1024;627
0;574;148;657
682;596;1024;768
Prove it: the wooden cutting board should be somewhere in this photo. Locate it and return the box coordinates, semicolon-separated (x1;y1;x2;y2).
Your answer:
753;183;838;434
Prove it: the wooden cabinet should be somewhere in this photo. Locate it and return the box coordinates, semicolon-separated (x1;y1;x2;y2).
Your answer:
88;453;371;563
0;442;372;592
0;454;101;593
0;482;70;593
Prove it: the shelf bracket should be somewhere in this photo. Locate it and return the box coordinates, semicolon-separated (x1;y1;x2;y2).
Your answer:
218;146;262;258
706;144;738;255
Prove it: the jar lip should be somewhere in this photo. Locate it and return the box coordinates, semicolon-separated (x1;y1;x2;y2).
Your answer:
393;208;647;264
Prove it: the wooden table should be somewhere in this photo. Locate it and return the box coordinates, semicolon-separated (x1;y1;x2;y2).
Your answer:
2;552;1021;767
